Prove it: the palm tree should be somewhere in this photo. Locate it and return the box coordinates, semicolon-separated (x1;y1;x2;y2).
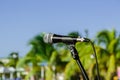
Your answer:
5;52;19;79
95;29;120;80
7;52;19;67
62;31;95;80
17;33;67;80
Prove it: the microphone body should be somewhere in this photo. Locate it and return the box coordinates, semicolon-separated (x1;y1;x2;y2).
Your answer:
44;33;90;44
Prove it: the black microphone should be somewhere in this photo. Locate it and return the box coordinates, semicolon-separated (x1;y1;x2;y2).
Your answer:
43;33;90;44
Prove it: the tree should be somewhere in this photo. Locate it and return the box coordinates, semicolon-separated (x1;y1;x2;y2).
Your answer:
7;52;19;67
63;31;95;80
6;52;19;79
95;29;120;80
17;33;65;80
17;33;55;80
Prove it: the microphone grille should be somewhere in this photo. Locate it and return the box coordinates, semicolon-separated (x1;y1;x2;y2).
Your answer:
43;33;53;43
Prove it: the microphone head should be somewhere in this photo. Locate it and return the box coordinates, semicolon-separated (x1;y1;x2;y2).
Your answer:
43;33;53;43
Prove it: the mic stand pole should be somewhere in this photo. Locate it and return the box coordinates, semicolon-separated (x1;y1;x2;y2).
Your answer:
68;44;89;80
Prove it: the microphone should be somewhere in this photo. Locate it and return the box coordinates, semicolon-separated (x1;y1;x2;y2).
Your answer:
43;33;90;44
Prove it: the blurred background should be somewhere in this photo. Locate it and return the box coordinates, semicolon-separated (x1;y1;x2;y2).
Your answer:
0;0;120;80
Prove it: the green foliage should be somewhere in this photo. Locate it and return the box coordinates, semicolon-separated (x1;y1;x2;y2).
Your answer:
15;29;120;80
64;60;79;80
95;29;120;80
107;54;116;80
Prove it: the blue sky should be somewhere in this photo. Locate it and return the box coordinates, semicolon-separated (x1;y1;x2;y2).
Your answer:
0;0;120;57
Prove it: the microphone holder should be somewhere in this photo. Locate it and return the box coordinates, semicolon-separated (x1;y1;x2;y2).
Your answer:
68;44;89;80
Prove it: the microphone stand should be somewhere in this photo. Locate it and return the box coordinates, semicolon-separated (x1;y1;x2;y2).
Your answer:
68;44;89;80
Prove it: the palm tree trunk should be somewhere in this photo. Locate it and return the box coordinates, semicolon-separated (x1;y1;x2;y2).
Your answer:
106;54;116;80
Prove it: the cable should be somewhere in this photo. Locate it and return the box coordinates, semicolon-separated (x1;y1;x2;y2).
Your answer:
89;41;100;80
